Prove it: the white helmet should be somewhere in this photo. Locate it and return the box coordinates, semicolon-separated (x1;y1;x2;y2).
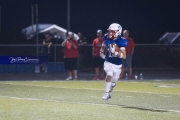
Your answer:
107;23;122;39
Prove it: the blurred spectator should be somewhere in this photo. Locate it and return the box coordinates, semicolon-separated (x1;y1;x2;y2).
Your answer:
53;34;64;44
92;30;105;80
40;34;52;73
120;30;135;79
62;32;79;80
77;32;87;71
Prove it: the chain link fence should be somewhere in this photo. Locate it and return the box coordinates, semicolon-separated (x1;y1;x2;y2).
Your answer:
0;44;180;79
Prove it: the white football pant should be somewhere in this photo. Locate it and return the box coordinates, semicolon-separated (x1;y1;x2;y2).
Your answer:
104;61;122;83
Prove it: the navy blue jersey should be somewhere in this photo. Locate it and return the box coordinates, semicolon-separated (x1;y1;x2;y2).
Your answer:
103;34;128;65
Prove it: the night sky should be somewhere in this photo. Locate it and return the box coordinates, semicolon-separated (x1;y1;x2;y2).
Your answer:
1;0;180;43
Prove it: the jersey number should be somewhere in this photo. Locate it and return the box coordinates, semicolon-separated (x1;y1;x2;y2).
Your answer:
108;49;116;57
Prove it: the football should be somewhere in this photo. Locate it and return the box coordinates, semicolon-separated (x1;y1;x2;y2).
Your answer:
111;43;120;52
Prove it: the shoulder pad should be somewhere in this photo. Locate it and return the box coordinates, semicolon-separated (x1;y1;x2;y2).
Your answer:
103;33;108;39
120;38;128;47
121;37;126;40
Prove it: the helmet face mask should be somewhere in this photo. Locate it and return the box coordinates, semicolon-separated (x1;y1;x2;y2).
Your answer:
107;23;122;40
108;30;118;39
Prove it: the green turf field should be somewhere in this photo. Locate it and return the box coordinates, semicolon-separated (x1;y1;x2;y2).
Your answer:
0;80;180;120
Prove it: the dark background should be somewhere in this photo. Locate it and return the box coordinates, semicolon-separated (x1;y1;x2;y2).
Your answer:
0;0;180;44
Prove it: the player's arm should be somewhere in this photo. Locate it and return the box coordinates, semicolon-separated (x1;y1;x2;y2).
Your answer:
117;47;126;59
100;41;106;59
115;38;127;59
110;44;126;59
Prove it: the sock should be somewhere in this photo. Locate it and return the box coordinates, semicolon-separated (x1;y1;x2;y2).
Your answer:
69;76;72;79
105;82;111;93
109;82;116;93
74;76;77;78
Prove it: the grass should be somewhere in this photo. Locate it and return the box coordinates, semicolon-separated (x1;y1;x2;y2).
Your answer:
0;80;180;120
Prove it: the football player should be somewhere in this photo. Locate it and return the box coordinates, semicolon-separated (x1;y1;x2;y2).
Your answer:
100;23;127;100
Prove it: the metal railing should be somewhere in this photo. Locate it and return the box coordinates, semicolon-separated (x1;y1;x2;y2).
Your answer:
0;44;180;72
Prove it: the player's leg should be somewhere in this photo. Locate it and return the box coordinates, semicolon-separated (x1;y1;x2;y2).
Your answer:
102;76;112;100
109;64;122;98
102;61;113;100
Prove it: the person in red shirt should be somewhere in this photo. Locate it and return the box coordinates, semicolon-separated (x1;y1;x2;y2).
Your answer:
120;30;135;79
92;30;105;80
61;32;79;80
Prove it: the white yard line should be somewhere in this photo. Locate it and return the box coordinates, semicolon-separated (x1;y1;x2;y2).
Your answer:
51;97;64;99
126;96;133;98
0;95;180;113
161;95;170;98
0;82;180;95
90;96;100;99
